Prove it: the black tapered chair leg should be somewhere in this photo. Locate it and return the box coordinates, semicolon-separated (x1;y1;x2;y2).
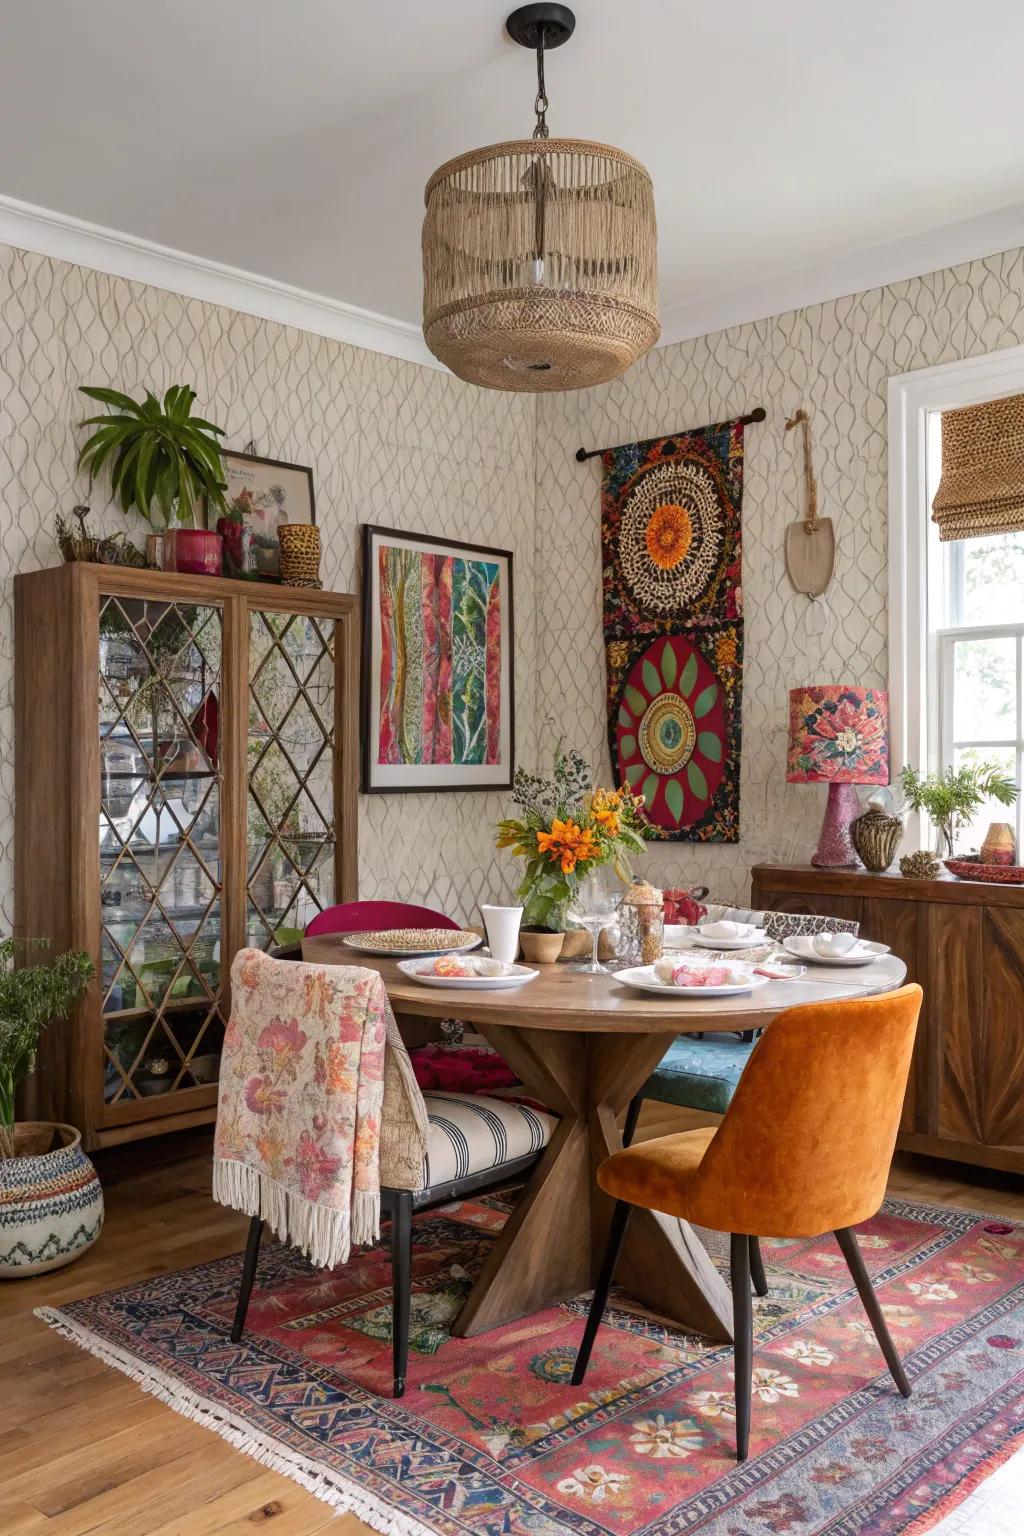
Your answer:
571;1200;633;1386
749;1235;768;1297
730;1233;753;1462
230;1215;264;1343
391;1191;413;1398
835;1226;911;1398
622;1095;643;1148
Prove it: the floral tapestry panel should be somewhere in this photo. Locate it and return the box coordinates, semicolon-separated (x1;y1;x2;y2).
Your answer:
602;420;747;841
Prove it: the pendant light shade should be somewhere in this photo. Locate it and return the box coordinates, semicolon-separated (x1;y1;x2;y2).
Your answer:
422;7;659;392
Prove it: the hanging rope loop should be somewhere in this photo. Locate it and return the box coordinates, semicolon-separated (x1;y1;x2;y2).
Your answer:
532;26;550;138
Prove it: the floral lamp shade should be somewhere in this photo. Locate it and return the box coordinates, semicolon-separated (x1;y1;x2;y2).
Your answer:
786;687;889;868
787;686;889;785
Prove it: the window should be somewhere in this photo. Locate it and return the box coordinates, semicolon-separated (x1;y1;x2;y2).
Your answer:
889;353;1024;855
927;413;1024;852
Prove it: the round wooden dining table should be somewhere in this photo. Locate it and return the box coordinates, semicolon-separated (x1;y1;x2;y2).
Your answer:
303;935;907;1344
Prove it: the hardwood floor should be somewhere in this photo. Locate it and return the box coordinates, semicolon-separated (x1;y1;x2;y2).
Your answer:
2;1112;1021;1535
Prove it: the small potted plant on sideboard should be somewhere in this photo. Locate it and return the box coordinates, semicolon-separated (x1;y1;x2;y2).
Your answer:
0;939;101;1278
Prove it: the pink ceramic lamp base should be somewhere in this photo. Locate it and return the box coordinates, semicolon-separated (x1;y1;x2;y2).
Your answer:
811;781;862;867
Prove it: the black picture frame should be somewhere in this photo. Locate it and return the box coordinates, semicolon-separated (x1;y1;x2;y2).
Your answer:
220;450;316;579
360;523;515;794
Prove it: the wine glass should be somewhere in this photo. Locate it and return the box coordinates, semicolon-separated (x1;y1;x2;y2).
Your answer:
566;866;622;973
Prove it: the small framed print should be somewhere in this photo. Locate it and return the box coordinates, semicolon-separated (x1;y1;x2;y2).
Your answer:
221;450;316;578
361;524;515;793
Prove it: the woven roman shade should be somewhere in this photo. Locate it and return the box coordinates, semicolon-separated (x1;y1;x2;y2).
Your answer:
422;138;659;392
931;392;1024;542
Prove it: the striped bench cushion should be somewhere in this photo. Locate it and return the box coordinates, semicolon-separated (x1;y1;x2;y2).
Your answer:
421;1092;557;1187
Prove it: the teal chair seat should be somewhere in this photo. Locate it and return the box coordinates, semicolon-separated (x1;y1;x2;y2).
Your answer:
643;1035;757;1116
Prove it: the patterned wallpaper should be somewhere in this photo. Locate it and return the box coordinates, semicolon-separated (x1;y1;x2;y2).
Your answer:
0;243;536;929
534;246;1024;905
4;238;1024;927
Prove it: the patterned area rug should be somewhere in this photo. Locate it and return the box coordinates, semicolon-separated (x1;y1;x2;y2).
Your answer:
38;1195;1024;1536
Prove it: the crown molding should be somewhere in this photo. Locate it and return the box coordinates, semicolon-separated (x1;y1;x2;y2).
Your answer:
0;192;444;371
657;199;1024;347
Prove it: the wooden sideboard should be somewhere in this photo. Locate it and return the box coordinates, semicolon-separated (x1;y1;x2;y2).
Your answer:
751;864;1024;1175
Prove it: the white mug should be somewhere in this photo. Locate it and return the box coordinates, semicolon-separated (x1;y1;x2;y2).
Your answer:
480;904;523;963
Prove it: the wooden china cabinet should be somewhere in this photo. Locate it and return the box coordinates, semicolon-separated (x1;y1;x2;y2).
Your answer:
751;863;1024;1176
15;563;358;1150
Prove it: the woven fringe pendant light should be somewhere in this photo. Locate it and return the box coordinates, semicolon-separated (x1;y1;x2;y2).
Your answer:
422;4;659;392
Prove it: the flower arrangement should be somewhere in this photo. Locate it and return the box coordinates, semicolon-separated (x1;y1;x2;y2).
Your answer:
496;746;651;929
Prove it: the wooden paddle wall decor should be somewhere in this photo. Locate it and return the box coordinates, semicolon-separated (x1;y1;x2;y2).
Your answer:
784;409;835;597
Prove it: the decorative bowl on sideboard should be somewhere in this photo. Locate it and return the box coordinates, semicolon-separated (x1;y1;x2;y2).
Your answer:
943;856;1024;884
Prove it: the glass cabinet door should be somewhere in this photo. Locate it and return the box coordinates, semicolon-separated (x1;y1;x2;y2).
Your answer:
246;610;337;949
98;596;225;1105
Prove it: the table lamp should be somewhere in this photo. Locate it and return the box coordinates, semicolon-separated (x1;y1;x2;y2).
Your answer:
787;686;889;867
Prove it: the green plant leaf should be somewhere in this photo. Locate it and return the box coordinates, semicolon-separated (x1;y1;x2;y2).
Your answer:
679;653;698;695
79;385;145;415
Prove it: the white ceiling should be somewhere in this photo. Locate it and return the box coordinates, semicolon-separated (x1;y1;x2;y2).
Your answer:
3;0;1024;355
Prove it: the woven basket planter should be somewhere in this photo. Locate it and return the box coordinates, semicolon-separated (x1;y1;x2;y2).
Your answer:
0;1125;104;1278
423;138;659;391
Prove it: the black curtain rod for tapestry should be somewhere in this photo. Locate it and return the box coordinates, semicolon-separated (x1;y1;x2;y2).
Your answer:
575;407;767;463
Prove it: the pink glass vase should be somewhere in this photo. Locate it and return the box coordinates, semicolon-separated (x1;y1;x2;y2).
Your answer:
163;529;223;577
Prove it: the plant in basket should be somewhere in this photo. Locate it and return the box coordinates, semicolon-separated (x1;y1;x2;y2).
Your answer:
0;939;105;1279
495;745;653;932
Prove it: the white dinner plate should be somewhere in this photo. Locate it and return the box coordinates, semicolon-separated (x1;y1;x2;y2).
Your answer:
615;964;771;998
668;924;768;950
397;957;538;989
781;936;891;967
343;929;482;958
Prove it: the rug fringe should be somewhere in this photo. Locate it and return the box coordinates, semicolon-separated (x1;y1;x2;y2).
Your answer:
34;1305;434;1536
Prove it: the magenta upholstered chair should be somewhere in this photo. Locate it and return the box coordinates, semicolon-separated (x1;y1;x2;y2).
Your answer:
304;901;460;938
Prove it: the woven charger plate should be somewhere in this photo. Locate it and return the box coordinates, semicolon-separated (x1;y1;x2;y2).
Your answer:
341;928;482;957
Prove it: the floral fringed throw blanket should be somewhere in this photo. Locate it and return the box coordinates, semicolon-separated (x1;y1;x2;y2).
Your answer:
213;949;427;1269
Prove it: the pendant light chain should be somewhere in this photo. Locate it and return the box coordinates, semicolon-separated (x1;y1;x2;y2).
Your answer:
532;26;550;139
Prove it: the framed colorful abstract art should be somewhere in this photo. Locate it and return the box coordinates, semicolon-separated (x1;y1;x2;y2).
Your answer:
361;525;514;793
600;416;749;841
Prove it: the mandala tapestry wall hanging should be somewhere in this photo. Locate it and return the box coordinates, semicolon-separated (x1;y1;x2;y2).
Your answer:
361;525;514;793
601;419;747;840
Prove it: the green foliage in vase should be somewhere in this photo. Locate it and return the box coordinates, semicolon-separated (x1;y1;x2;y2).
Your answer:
78;384;227;528
898;762;1018;856
0;938;94;1152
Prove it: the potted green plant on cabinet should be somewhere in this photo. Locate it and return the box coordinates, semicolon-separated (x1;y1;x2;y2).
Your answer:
78;383;228;574
0;939;102;1277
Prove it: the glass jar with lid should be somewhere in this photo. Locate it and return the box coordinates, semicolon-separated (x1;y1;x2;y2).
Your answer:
617;881;664;966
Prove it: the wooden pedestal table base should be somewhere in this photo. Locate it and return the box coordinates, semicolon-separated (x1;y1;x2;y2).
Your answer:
301;939;906;1345
452;1022;733;1341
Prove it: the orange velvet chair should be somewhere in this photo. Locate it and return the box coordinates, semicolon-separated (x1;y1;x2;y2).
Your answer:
572;984;923;1461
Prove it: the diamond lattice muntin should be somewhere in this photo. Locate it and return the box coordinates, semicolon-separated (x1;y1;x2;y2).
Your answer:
247;610;336;950
99;597;225;1104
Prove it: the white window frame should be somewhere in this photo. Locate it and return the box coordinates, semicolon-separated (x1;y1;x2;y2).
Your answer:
888;342;1024;848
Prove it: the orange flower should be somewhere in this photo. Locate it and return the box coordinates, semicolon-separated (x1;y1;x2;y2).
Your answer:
645;502;693;570
560;850;577;874
592;807;620;835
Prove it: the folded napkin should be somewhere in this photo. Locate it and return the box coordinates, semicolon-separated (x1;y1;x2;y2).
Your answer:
213;949;427;1268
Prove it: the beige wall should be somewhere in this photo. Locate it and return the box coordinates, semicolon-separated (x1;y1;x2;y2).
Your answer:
4;237;1024;928
534;246;1024;905
0;243;537;929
